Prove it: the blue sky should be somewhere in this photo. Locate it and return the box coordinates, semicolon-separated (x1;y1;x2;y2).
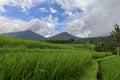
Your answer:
1;2;65;22
0;0;119;37
0;0;83;32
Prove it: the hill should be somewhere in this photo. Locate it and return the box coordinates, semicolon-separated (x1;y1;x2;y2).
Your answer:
49;32;81;40
0;30;45;40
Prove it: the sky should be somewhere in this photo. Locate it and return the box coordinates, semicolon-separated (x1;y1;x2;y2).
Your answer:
0;0;120;38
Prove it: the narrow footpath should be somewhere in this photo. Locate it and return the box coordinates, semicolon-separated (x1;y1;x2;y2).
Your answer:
96;55;116;80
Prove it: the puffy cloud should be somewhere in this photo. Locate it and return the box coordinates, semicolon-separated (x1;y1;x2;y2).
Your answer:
80;0;120;37
50;7;57;13
0;7;6;12
1;0;120;38
0;0;46;12
55;0;94;11
43;15;59;28
28;18;57;37
0;16;28;33
0;16;57;37
0;0;8;12
39;8;48;12
61;0;120;37
62;19;91;38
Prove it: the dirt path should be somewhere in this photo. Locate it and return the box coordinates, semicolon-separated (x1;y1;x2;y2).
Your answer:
96;55;116;80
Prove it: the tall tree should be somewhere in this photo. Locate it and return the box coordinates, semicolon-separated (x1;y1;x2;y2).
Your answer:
111;24;120;55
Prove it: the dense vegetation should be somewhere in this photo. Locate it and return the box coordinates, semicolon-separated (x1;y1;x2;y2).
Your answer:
0;36;73;49
111;24;120;55
94;39;116;53
45;38;75;44
94;24;120;56
0;29;120;80
0;36;98;80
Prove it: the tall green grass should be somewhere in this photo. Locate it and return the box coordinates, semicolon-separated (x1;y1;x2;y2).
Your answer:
0;36;109;80
0;50;92;80
92;52;112;59
101;56;120;80
80;61;98;80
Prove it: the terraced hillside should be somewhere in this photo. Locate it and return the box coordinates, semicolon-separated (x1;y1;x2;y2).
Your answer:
0;36;119;80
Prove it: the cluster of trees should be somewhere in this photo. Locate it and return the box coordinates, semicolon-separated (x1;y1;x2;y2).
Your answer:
95;24;120;55
111;24;120;55
45;38;75;44
94;39;116;54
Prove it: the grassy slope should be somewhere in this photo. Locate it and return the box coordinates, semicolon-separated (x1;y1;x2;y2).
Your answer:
0;36;115;80
92;52;112;59
0;36;73;49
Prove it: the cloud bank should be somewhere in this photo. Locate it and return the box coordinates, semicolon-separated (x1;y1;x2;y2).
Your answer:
0;16;57;37
0;0;45;12
58;0;120;37
0;0;120;38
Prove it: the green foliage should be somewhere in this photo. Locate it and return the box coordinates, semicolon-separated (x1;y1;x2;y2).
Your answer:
111;24;120;45
94;39;116;54
45;38;75;44
111;24;120;55
1;36;116;80
92;52;112;59
94;24;120;55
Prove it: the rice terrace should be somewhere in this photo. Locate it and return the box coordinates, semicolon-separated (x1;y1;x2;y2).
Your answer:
0;0;120;80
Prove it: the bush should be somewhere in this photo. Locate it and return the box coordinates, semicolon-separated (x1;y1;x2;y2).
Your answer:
45;38;75;44
94;39;116;53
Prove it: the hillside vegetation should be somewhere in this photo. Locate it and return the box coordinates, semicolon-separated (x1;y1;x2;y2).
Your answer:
0;36;119;80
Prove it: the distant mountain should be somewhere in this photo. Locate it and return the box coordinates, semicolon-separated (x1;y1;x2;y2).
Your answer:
0;30;112;41
0;30;45;40
48;32;112;41
49;32;81;40
79;35;112;42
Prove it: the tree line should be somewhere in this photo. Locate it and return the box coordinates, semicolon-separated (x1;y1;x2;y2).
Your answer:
95;24;120;55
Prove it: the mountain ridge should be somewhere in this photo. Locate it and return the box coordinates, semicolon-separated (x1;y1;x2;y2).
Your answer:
48;32;81;40
0;30;111;41
0;30;45;40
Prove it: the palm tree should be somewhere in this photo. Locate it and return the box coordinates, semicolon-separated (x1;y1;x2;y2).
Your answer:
111;24;120;55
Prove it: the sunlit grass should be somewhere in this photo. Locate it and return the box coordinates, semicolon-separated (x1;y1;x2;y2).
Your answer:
0;50;92;80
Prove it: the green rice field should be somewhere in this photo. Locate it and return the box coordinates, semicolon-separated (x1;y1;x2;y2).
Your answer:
0;36;119;80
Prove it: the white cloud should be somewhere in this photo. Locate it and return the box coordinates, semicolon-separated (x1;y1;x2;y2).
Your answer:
46;22;54;28
55;0;94;11
50;7;57;13
0;0;8;12
39;7;48;12
80;0;120;37
43;15;59;28
0;16;28;33
28;18;57;37
0;0;8;6
0;0;46;12
62;19;91;38
0;0;120;38
0;16;57;37
0;7;6;12
64;11;74;16
60;0;120;37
